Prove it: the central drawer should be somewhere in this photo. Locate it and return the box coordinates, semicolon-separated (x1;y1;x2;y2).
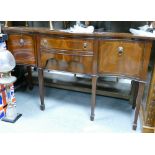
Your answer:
40;37;94;74
40;37;93;51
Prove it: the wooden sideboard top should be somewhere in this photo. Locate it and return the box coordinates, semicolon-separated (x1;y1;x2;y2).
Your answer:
2;27;155;40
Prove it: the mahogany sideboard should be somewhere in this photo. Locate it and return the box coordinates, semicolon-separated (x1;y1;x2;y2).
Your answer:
2;27;155;132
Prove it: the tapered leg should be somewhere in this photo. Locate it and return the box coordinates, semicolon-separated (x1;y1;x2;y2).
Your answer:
90;76;98;121
26;66;33;90
129;80;139;109
132;82;145;130
38;68;45;111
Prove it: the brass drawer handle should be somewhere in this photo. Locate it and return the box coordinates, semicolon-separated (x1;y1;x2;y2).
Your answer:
118;46;124;55
83;42;88;49
41;39;48;47
19;38;24;46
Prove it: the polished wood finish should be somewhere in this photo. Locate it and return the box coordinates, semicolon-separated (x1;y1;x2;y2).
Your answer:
39;36;94;74
41;52;94;74
6;34;36;65
3;27;155;40
3;27;155;131
98;40;152;81
40;37;94;51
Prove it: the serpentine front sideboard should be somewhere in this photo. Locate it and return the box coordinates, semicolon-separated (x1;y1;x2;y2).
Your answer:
2;27;155;132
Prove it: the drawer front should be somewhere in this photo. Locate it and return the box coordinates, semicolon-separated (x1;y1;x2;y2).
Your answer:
40;37;94;74
41;52;93;74
40;37;94;52
7;34;36;65
98;40;148;79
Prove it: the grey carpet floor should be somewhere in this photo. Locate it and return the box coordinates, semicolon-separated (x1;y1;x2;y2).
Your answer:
0;86;140;133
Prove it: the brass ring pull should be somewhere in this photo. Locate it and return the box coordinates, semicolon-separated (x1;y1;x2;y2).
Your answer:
118;46;124;55
19;38;24;46
41;39;48;47
83;42;88;49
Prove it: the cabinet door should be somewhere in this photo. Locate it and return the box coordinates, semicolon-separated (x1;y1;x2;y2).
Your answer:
98;40;151;80
7;34;36;65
